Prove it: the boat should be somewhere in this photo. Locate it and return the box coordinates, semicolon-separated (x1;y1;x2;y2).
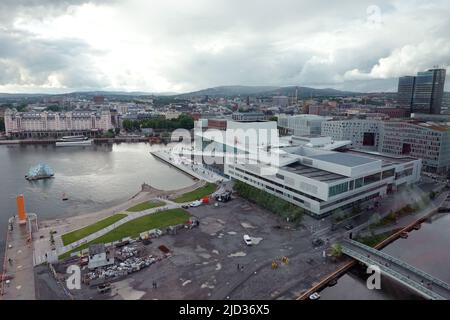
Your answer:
25;163;54;181
56;135;93;147
309;292;321;300
328;278;338;287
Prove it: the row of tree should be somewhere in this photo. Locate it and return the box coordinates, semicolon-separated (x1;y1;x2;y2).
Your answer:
233;180;303;224
122;114;194;132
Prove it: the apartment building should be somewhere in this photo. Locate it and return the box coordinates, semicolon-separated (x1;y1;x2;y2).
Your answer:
4;108;113;138
380;121;450;174
321;119;382;151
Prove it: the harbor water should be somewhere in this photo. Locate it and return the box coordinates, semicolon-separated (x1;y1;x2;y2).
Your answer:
0;142;194;267
320;213;450;299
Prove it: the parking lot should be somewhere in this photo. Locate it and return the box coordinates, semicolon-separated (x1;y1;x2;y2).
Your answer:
55;196;344;300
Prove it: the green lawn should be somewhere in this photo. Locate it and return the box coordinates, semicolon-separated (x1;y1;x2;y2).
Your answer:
173;183;217;203
126;200;165;212
61;213;127;246
59;209;190;260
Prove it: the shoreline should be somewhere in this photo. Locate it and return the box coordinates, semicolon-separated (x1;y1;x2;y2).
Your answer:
296;191;448;300
37;180;205;235
0;137;153;145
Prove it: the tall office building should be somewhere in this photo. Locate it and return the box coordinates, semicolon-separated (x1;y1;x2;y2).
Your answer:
397;68;446;115
397;76;416;109
412;68;446;114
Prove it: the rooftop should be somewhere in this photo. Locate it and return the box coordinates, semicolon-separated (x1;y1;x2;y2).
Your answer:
308;152;377;167
283;161;346;182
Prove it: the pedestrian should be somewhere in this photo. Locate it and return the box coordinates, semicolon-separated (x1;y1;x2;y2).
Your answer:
8;258;12;265
237;263;240;270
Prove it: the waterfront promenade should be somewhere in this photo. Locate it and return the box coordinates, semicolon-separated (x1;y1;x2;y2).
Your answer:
151;150;228;183
1;217;35;300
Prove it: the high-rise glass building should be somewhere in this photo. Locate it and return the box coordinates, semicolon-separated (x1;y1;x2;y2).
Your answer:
397;76;415;109
397;68;446;115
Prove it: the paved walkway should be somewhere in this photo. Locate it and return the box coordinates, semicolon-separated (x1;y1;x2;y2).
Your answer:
151;150;229;183
1;217;35;300
54;203;179;257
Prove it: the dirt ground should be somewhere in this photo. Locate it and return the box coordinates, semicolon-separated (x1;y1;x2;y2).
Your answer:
53;197;343;300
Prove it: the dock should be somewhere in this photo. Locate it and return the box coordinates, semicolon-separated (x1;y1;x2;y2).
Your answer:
0;216;36;300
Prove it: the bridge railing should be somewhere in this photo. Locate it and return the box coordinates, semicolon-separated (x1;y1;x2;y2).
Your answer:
343;239;450;292
341;246;445;300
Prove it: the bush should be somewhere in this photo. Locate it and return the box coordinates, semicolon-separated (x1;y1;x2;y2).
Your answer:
234;180;303;224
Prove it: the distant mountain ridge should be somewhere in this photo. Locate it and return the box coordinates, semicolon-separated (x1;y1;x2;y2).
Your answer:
174;85;362;98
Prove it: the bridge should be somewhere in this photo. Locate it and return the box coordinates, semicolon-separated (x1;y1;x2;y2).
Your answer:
341;239;450;300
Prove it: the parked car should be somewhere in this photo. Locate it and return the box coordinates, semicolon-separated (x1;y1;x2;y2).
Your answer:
243;234;252;246
189;200;202;207
97;283;111;294
312;238;324;247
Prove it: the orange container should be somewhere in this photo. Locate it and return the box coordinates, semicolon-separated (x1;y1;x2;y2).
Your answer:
16;194;27;224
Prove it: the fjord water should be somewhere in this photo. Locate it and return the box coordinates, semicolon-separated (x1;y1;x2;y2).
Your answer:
0;142;194;263
320;213;450;300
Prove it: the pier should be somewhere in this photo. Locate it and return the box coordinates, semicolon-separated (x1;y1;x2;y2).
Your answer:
1;215;37;300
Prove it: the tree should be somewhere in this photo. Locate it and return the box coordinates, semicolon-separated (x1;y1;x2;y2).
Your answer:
46;105;62;112
330;243;343;257
0;117;4;132
122;119;133;131
370;212;381;225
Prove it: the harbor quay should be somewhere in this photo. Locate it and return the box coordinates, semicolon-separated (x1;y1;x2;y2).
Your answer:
0;180;208;300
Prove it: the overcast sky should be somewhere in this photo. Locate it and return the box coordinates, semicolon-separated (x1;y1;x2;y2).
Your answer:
0;0;449;94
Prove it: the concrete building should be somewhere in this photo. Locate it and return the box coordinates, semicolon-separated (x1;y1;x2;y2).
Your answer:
380;120;450;175
277;114;329;137
225;143;421;217
4;109;113;138
165;111;182;120
88;244;114;270
272;96;289;107
321;119;382;151
231;112;266;122
194;119;421;217
373;107;408;119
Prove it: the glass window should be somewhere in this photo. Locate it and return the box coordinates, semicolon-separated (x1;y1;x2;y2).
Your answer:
355;178;363;189
329;182;349;197
364;172;381;185
382;169;395;179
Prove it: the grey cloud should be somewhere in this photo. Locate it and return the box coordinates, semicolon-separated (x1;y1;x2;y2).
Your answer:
0;0;450;93
0;28;109;89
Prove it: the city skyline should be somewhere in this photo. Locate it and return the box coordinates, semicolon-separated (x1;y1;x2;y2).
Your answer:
0;0;450;94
